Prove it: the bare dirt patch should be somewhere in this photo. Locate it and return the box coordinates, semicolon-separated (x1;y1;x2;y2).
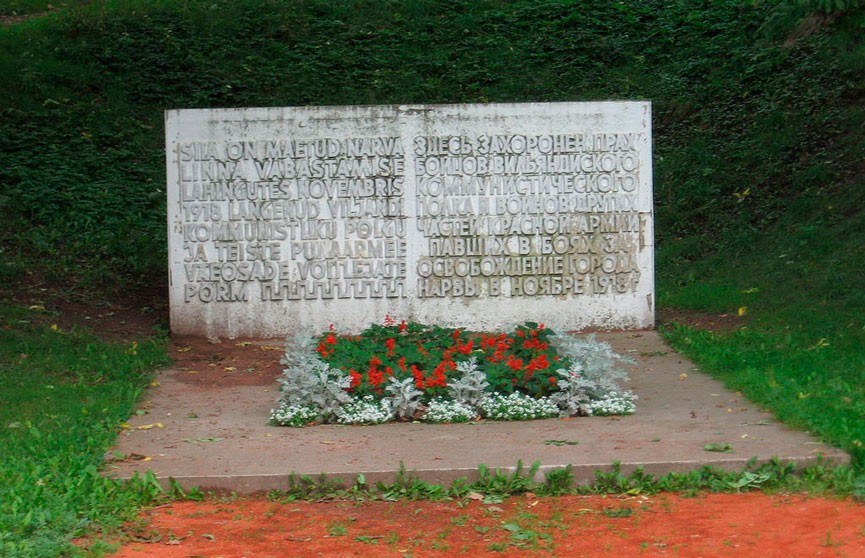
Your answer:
168;337;283;387
656;308;744;332
0;270;167;342
111;492;865;557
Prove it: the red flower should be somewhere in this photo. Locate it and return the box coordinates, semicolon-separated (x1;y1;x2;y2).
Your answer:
525;338;547;351
383;314;395;326
369;356;382;367
411;365;424;389
349;369;362;388
367;362;385;388
427;360;454;388
526;354;550;372
507;356;523;371
385;338;397;357
496;334;511;351
398;356;407;372
399;320;407;333
325;333;337;345
548;376;557;386
456;339;474;355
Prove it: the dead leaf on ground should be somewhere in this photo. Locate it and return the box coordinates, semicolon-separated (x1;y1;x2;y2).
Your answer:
136;423;164;430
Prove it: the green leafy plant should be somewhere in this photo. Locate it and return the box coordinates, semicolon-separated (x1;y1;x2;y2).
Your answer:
319;320;565;399
473;461;540;498
601;506;634;518
538;465;575;496
259;459;865;505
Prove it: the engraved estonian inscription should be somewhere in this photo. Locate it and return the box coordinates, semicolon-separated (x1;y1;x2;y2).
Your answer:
413;134;642;298
178;138;408;302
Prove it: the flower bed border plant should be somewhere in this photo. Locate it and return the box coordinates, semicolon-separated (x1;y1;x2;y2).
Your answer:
270;318;636;426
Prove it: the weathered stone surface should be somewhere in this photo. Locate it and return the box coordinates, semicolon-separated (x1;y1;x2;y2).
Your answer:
166;102;654;338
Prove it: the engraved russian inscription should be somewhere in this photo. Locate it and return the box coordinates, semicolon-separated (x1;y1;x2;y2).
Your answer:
413;133;643;299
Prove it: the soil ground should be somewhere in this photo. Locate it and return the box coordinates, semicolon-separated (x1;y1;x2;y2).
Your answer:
5;279;863;557
112;493;865;557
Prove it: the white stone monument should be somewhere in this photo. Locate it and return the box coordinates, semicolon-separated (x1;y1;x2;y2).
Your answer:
166;102;654;338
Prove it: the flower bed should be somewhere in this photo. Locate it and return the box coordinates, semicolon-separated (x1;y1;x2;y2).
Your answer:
270;318;636;426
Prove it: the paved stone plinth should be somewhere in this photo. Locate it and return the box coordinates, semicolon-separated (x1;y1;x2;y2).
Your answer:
107;331;848;493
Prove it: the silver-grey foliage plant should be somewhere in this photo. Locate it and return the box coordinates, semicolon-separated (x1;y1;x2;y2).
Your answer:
548;333;637;416
446;357;490;408
384;376;424;420
276;333;352;422
547;362;592;416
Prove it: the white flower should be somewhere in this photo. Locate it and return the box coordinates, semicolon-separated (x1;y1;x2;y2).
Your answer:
269;404;318;427
423;398;477;423
335;395;393;425
479;392;559;421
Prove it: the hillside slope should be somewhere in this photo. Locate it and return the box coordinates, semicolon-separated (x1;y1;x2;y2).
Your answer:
1;0;863;460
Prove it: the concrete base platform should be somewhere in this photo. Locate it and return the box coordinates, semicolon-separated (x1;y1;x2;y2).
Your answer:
107;331;848;494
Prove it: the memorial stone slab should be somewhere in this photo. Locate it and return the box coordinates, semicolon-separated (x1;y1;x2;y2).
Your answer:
166;102;654;338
